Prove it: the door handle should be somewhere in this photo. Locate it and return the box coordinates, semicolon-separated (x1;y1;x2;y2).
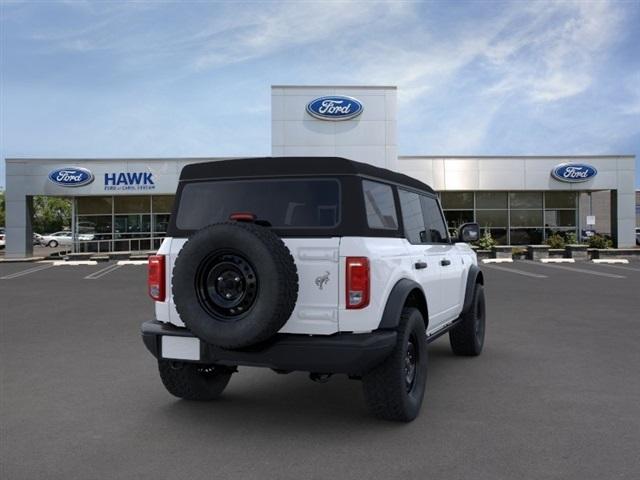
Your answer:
414;261;428;270
440;259;451;266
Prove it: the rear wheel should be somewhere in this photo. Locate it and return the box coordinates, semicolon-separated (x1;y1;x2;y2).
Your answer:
158;360;234;401
48;240;58;248
362;307;428;422
449;284;485;356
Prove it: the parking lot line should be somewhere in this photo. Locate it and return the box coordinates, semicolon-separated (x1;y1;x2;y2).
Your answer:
0;264;54;280
595;263;640;273
84;264;123;279
482;263;548;278
524;261;626;279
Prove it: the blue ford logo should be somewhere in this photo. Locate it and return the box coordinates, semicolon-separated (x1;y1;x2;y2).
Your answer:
48;167;95;187
551;163;597;183
306;95;363;121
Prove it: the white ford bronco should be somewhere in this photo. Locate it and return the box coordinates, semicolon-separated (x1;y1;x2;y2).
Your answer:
142;157;485;421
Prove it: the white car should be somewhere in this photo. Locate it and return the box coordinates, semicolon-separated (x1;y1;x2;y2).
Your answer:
142;157;485;422
41;231;93;247
0;229;5;249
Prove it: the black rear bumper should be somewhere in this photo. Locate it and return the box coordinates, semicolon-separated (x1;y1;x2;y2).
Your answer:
141;320;397;375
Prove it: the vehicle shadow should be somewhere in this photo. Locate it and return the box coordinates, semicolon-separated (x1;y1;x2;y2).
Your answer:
150;339;468;434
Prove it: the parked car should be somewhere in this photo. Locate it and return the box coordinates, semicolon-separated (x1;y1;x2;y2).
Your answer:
142;157;486;422
41;231;93;247
636;227;640;246
33;233;44;246
581;229;596;242
0;228;5;249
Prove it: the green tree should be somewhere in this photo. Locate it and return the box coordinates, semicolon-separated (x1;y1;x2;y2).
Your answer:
31;196;72;234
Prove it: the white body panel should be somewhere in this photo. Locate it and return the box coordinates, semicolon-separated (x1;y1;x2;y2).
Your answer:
155;235;477;336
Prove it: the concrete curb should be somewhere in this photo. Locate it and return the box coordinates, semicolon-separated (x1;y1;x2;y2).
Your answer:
51;260;98;266
0;256;46;263
540;258;575;263
482;258;513;264
117;260;148;265
592;259;629;264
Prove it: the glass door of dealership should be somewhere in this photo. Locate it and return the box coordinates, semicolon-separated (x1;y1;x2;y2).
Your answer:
73;195;174;252
440;191;578;245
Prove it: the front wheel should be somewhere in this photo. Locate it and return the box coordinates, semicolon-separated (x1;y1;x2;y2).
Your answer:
48;240;59;248
362;307;428;422
449;284;486;356
158;360;234;401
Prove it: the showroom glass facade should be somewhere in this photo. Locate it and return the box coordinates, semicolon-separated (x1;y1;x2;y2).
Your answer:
74;195;174;251
440;191;578;245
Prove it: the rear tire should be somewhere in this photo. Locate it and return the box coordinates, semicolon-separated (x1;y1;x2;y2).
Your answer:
158;360;234;401
362;307;428;422
48;240;58;248
449;284;485;356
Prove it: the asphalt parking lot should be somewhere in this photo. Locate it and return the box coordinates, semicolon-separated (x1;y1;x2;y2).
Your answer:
1;260;640;479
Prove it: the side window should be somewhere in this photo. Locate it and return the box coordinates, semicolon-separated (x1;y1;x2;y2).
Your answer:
362;180;398;230
420;196;449;243
398;189;427;244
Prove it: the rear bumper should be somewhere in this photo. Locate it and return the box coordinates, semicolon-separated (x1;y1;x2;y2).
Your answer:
141;320;396;375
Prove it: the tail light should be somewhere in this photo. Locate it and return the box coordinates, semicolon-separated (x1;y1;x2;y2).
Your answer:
148;255;166;301
346;257;370;309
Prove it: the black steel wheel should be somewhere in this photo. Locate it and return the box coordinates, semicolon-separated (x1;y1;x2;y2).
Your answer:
449;284;486;356
362;307;428;422
195;251;258;320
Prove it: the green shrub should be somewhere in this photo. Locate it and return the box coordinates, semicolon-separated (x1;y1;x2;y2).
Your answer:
477;229;497;250
588;234;613;249
546;233;565;249
564;232;578;245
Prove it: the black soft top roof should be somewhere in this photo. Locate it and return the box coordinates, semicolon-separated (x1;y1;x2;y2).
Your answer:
179;157;435;194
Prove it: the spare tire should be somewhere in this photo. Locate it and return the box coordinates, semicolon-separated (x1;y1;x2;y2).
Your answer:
172;222;298;349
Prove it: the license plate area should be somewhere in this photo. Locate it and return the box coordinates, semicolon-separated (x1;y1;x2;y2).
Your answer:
161;336;200;361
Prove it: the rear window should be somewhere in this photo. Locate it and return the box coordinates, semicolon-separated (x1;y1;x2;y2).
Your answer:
175;178;340;230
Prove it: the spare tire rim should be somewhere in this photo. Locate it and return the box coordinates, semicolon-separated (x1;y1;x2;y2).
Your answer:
195;251;258;320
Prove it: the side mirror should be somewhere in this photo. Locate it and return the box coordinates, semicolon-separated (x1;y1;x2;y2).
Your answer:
458;223;480;243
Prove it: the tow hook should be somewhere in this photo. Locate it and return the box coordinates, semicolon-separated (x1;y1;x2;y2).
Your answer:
309;373;332;383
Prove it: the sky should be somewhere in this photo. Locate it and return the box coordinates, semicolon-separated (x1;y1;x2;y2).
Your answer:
1;0;639;188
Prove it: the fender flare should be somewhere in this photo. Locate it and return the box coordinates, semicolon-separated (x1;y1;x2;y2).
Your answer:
378;279;428;330
462;264;484;314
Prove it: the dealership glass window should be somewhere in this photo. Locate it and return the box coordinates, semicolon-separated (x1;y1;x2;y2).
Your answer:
545;191;576;209
77;196;112;215
509;192;542;209
153;214;171;233
362;180;398;230
440;192;473;210
152;195;174;213
115;214;151;235
443;210;474;228
398;190;426;244
76;215;112;234
114;196;151;214
510;210;543;227
485;228;508;245
476;209;508;228
544;210;576;227
510;228;543;245
476;191;508;209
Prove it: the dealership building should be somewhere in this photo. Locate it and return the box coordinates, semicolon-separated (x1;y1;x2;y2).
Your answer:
4;85;638;258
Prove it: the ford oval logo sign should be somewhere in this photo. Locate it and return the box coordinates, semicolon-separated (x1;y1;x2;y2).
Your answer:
306;95;363;121
48;167;95;187
551;163;598;183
